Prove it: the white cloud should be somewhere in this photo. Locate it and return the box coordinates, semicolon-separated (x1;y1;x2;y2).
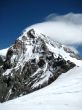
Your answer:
46;13;82;25
28;13;82;45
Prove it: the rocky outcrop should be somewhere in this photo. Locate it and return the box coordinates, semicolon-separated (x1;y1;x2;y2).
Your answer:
0;56;5;66
63;47;80;60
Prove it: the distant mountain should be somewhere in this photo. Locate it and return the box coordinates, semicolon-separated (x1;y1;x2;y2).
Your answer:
0;28;82;102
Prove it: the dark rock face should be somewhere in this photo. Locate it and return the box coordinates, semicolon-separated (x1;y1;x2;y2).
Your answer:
0;56;4;66
2;49;13;70
0;29;76;103
27;29;35;39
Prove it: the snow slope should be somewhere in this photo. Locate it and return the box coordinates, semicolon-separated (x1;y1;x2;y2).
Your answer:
0;66;82;110
0;48;9;56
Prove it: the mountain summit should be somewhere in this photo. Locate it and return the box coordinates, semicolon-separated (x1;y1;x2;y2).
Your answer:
0;28;81;102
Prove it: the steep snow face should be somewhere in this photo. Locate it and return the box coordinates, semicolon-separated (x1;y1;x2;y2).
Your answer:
0;28;81;102
0;66;82;110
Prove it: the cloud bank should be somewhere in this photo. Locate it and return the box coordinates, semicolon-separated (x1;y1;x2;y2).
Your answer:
28;13;82;45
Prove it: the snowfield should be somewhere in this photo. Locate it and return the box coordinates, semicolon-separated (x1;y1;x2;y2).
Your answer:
0;66;82;110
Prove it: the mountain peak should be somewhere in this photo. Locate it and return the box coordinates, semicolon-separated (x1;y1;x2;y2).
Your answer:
0;28;82;102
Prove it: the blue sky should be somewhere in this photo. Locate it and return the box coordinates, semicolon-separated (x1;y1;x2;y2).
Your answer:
0;0;82;56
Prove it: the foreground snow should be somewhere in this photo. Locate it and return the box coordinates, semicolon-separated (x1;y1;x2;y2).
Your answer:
0;66;82;110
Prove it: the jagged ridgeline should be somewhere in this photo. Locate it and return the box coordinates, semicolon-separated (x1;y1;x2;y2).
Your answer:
0;29;76;102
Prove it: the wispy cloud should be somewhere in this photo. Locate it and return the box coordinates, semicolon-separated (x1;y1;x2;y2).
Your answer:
28;13;82;46
46;13;82;25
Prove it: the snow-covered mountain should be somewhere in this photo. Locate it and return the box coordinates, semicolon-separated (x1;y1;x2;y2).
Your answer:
0;28;82;103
